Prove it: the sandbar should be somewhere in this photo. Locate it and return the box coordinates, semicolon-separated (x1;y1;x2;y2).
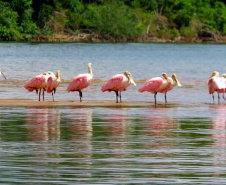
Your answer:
0;99;217;107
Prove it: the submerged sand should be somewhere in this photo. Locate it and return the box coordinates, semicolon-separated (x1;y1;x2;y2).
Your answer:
0;99;152;107
0;99;217;107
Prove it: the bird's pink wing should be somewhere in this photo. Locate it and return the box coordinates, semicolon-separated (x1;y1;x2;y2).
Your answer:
101;75;123;92
139;77;163;93
46;76;54;93
67;75;91;92
159;78;172;93
208;78;215;94
24;75;46;92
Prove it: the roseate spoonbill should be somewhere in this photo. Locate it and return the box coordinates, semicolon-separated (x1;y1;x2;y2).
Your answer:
159;73;181;104
222;73;226;79
46;70;61;101
138;73;181;105
67;63;93;102
101;71;136;103
208;71;226;104
220;73;226;101
222;73;226;101
0;68;6;79
24;72;51;101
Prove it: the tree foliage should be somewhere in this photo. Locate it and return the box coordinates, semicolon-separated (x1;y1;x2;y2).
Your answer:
0;2;21;40
0;0;226;41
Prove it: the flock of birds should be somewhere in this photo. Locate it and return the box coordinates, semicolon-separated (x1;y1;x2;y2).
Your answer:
0;64;225;104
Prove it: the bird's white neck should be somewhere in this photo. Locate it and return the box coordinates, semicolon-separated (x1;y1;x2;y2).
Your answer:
56;71;61;81
88;65;93;77
212;76;219;81
172;79;177;88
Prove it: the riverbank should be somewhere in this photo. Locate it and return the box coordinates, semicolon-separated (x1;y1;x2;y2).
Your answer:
31;33;226;43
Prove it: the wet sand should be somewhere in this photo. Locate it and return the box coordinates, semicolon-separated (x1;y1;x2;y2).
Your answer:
0;99;216;107
0;99;153;107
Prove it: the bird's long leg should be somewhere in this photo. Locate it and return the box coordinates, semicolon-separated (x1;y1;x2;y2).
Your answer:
52;89;56;101
154;92;157;105
39;89;41;101
165;92;167;104
43;89;45;101
119;91;122;103
114;91;119;103
79;90;82;102
223;92;226;101
52;92;54;102
218;93;220;104
1;71;6;79
212;94;215;104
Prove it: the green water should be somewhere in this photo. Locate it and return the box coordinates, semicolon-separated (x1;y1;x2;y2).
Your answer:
0;43;226;184
0;106;225;184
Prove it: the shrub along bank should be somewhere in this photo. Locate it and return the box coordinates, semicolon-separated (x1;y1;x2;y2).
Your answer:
0;0;226;42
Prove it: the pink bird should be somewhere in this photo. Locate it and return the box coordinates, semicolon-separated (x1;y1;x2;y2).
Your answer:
67;63;93;102
159;73;182;104
0;68;6;79
46;70;61;101
101;71;136;103
139;73;181;105
208;71;226;104
24;72;51;101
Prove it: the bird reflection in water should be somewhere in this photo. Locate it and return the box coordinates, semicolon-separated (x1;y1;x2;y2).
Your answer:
66;107;93;147
25;107;61;164
139;107;177;154
210;106;226;167
66;107;93;178
0;111;1;148
101;108;130;157
26;107;61;141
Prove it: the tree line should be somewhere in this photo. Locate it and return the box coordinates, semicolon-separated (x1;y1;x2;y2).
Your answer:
0;0;226;41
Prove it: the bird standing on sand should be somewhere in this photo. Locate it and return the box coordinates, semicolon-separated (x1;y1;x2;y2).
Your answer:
46;70;61;101
67;63;93;102
138;73;181;105
101;71;136;103
24;72;52;101
163;73;181;103
0;68;6;79
222;73;226;101
208;71;226;104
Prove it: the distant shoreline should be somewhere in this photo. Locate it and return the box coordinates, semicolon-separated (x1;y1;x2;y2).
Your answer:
30;33;226;44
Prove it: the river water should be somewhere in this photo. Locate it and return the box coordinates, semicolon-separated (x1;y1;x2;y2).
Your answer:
0;43;226;184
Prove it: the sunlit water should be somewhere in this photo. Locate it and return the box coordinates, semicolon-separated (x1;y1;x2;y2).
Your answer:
0;106;226;184
0;43;226;184
0;42;226;103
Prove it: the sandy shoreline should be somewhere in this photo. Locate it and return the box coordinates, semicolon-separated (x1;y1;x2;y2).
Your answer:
0;99;220;107
0;99;154;107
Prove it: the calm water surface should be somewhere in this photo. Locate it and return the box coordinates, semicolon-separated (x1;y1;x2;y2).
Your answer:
0;43;226;184
0;106;226;184
0;42;225;103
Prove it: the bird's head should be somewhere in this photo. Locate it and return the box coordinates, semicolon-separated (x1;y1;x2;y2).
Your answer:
162;72;168;80
47;71;54;76
172;73;181;86
124;71;136;86
210;71;219;78
222;73;226;79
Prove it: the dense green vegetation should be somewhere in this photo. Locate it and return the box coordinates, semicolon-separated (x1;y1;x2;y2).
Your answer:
0;0;226;41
